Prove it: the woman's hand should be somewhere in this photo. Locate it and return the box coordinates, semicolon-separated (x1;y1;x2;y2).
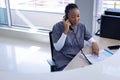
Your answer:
92;42;99;56
63;18;71;34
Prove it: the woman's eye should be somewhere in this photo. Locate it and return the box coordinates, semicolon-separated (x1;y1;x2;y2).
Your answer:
71;16;75;18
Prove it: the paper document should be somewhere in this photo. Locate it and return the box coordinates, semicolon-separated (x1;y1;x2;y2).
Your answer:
85;49;113;64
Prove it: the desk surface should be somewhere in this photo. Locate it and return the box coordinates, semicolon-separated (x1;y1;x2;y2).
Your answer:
64;36;120;70
0;36;120;80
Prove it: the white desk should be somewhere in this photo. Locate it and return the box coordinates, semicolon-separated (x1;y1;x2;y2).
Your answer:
64;36;120;70
0;37;120;80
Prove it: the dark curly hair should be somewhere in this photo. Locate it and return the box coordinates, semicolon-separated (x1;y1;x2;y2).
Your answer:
65;3;79;17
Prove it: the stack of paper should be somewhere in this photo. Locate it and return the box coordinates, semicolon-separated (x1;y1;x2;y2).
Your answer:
85;49;113;64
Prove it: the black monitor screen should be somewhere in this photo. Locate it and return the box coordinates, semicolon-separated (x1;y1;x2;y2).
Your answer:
100;14;120;40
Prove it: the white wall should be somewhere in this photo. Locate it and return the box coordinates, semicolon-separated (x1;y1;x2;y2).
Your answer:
76;0;95;34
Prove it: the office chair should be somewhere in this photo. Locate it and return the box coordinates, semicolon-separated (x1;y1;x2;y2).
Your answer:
47;31;56;72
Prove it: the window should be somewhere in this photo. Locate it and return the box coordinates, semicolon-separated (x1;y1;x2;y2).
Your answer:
10;0;74;13
94;0;120;33
0;0;8;25
0;0;74;31
98;0;120;16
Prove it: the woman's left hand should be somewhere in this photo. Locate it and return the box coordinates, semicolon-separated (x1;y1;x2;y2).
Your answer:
92;42;99;56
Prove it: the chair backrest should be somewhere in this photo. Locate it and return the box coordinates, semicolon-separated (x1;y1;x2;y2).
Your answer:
49;31;54;59
49;31;56;72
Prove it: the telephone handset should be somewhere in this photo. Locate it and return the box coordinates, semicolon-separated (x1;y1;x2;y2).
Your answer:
64;15;68;21
64;16;73;30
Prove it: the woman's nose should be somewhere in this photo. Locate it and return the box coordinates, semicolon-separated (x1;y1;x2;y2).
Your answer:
75;17;79;21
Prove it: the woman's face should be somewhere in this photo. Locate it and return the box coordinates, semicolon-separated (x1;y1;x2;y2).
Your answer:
68;8;80;26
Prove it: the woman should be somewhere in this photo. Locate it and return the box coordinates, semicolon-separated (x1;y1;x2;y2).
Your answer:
51;3;99;71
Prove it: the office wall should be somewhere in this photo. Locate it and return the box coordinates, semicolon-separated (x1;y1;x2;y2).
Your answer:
76;0;94;34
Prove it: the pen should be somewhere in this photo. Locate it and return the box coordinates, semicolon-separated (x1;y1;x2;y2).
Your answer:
104;49;113;55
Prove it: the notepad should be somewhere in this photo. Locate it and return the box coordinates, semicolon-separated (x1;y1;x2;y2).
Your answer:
85;49;113;64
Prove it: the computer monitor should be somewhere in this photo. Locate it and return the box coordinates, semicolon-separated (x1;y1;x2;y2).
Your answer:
100;14;120;40
105;8;120;16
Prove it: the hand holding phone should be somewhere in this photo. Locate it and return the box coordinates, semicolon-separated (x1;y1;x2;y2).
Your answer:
64;16;73;30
